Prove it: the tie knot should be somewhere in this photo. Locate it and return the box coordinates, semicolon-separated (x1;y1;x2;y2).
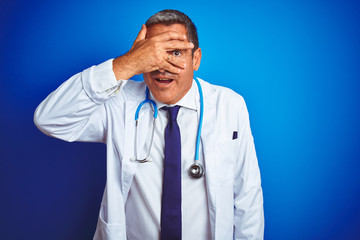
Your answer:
163;106;181;122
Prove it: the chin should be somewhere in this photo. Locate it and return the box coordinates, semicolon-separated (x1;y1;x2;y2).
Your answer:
154;95;176;105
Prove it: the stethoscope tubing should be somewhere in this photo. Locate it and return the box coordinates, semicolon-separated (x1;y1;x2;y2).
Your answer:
194;78;203;162
135;88;158;120
132;78;205;178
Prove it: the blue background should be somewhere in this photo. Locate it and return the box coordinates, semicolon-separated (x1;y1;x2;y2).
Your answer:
1;0;359;239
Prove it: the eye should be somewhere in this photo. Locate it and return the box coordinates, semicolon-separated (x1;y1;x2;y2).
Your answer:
172;50;182;57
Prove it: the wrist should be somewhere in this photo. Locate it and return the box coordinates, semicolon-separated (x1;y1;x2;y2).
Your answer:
112;55;137;80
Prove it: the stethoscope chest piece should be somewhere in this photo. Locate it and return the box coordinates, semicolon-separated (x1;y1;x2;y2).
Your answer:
189;162;205;179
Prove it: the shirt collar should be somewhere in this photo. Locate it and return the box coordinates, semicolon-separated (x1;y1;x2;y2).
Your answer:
149;80;197;111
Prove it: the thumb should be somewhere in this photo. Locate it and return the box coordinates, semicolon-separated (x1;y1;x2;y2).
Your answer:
134;24;147;43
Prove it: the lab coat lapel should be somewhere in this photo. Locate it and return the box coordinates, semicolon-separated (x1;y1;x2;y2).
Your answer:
197;78;218;240
121;81;146;201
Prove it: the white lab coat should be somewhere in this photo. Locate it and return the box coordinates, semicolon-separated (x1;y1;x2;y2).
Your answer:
34;59;264;240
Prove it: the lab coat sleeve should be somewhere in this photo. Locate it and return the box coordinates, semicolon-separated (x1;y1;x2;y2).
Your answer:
34;59;123;143
233;99;264;240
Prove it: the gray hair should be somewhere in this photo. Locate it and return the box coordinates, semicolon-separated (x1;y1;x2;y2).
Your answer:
145;9;199;53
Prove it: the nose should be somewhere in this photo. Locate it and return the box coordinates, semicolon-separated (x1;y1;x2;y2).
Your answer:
158;68;165;73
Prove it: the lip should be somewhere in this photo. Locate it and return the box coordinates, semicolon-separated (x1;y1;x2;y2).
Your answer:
152;77;175;88
155;77;174;83
151;71;178;88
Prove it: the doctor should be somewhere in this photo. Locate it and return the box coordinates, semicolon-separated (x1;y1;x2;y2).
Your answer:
34;9;264;240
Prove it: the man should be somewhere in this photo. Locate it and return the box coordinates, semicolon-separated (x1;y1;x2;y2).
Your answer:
34;9;264;240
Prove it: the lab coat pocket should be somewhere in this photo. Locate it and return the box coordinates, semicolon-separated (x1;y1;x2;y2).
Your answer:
94;203;124;240
215;139;238;186
213;139;238;236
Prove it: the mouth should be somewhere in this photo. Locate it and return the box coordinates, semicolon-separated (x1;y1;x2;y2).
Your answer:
155;78;174;85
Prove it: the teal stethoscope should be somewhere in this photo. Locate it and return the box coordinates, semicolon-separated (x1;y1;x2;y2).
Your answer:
131;78;205;179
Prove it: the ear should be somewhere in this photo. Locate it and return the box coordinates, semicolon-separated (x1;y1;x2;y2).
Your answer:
192;48;202;71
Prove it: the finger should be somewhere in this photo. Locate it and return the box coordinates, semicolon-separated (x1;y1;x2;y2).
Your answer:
152;31;187;42
164;54;187;69
160;61;182;74
162;40;194;51
134;24;147;43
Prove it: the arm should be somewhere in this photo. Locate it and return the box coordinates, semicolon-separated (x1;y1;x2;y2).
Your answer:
34;25;194;142
233;100;264;240
34;59;121;142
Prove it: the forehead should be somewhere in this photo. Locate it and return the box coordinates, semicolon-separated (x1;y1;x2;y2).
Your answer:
145;23;187;39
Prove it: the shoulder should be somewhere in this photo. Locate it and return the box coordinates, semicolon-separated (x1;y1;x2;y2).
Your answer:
198;78;246;110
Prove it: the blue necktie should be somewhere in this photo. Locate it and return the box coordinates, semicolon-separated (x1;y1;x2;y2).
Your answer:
161;106;182;240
